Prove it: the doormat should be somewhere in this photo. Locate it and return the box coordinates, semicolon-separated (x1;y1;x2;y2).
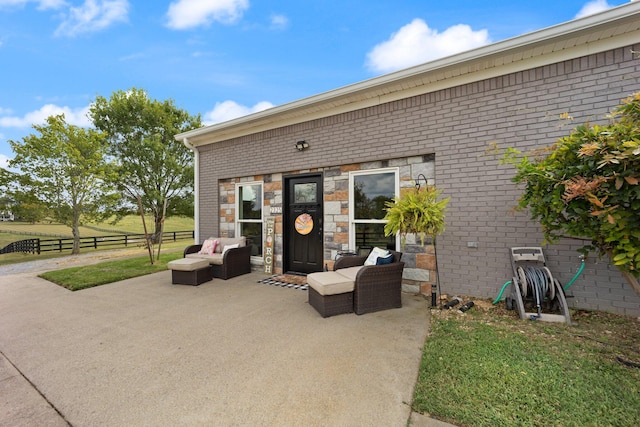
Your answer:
257;274;308;291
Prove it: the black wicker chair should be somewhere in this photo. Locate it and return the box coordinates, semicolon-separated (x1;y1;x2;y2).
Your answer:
333;250;404;315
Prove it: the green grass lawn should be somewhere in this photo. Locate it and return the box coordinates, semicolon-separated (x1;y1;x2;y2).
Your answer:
414;302;640;426
0;215;194;237
39;251;184;291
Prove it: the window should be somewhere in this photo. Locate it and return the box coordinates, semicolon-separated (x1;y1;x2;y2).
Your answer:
236;182;263;257
349;169;399;253
294;182;317;203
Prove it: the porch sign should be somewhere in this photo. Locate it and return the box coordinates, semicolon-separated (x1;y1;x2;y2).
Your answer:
264;218;275;274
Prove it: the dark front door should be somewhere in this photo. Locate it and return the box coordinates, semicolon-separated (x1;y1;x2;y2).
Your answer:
284;174;323;274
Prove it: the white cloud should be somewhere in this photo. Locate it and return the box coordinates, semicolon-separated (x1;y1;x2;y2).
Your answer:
0;104;92;129
203;100;274;125
366;19;491;74
574;0;615;19
0;153;11;169
54;0;129;37
166;0;249;30
270;13;288;30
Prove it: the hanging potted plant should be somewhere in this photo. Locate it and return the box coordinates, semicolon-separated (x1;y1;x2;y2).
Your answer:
383;184;449;249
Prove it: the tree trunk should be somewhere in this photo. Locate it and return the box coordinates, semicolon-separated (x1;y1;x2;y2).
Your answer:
71;219;80;255
136;194;155;264
606;250;640;299
619;269;640;300
156;198;167;261
153;216;163;244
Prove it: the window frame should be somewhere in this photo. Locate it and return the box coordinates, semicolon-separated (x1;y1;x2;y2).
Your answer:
348;168;400;252
235;181;264;257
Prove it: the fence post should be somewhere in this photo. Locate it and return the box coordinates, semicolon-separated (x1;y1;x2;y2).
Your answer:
94;237;97;249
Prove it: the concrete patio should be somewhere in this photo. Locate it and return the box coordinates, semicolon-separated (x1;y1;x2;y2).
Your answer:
0;264;450;426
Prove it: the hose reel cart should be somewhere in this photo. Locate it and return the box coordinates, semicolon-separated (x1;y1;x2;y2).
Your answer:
508;247;572;323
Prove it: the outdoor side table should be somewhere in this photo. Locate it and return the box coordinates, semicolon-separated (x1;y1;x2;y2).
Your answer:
167;258;212;286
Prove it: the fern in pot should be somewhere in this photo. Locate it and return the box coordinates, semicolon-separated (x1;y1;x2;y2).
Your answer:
383;185;449;249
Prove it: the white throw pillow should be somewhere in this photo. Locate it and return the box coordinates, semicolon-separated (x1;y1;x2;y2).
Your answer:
364;247;390;266
222;243;239;256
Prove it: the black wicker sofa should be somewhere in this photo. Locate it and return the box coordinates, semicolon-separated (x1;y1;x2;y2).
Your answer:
183;236;251;280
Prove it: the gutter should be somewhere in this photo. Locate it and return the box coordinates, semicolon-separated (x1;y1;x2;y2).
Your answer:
182;138;200;244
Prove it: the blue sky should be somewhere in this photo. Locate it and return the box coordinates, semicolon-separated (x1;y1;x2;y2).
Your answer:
0;0;631;168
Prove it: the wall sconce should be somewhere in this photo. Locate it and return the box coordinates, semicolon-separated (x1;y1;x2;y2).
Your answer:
414;173;428;190
295;140;309;151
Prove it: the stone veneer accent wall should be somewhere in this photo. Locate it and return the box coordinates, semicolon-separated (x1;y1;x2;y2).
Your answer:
216;156;436;293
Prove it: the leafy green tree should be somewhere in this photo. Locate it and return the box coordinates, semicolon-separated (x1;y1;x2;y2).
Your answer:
0;170;50;223
504;92;640;297
89;88;202;242
8;115;118;253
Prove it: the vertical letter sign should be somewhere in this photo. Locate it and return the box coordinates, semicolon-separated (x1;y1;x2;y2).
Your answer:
264;218;275;274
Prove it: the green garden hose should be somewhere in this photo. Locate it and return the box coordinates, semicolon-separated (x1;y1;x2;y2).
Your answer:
492;280;511;305
563;257;585;291
492;256;585;305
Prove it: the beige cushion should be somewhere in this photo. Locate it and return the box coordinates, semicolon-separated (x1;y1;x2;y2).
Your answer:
334;266;363;282
185;253;224;265
168;258;210;271
209;237;246;253
307;271;355;296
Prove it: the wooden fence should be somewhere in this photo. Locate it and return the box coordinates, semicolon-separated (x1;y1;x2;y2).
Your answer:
0;230;194;255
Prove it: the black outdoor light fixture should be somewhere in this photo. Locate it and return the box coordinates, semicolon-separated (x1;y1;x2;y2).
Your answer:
414;173;428;190
295;140;309;151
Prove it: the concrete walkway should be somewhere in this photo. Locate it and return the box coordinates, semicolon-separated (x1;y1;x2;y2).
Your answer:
0;254;454;426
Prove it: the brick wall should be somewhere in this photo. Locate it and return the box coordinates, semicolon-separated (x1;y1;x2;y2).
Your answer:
197;44;640;316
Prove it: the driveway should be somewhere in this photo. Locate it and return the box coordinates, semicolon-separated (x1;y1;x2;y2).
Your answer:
0;263;443;426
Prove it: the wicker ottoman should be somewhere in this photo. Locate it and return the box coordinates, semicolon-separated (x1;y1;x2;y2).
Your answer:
167;258;212;286
307;271;355;317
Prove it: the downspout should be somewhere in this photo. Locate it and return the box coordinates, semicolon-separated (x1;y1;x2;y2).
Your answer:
182;138;200;244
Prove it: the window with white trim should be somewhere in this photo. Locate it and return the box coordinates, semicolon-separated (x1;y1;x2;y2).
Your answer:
236;182;263;257
349;169;399;254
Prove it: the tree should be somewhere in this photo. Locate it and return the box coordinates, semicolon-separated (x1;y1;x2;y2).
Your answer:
89;88;202;242
503;92;640;297
8;115;118;254
0;170;49;223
